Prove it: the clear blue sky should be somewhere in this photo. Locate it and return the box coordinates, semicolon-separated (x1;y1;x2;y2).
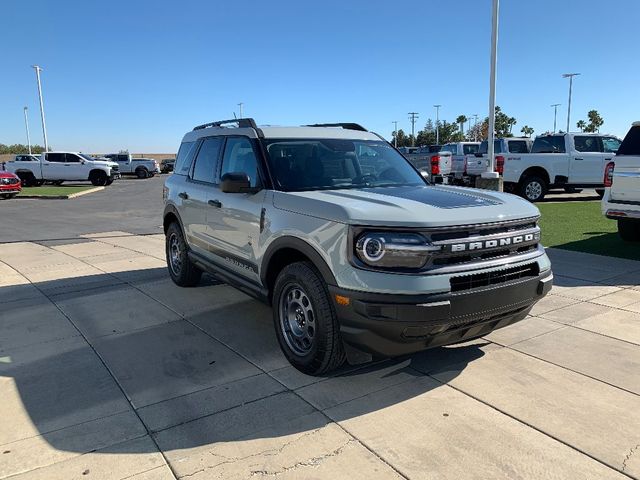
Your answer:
3;0;639;152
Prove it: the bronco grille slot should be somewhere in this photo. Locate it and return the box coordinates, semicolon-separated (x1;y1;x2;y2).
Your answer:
450;263;539;292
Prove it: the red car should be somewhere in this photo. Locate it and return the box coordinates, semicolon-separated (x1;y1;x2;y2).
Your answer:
0;170;22;199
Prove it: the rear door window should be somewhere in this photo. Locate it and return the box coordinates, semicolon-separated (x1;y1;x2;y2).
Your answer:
508;141;529;154
191;137;223;183
532;136;565;153
47;153;65;162
617;126;640;156
175;141;197;175
574;136;601;152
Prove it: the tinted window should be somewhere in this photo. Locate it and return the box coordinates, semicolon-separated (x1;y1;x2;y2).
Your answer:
532;136;566;153
574;136;601;153
47;153;65;163
220;137;260;188
478;140;502;154
117;155;129;162
175;141;197;176
65;153;81;163
191;137;222;183
508;141;529;154
602;137;621;153
617;126;640;156
463;144;479;155
264;139;423;192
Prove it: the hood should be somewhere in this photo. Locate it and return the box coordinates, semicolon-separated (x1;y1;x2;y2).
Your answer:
89;159;118;168
273;185;540;227
0;170;19;179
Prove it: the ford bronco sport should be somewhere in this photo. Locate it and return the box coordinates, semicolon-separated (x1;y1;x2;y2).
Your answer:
163;119;553;374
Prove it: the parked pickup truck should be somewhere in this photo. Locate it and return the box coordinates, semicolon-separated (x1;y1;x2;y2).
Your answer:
602;122;640;241
466;138;532;181
103;153;160;179
5;152;120;186
502;133;621;202
439;142;480;184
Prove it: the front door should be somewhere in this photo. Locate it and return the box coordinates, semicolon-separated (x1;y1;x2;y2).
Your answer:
41;153;67;180
206;136;264;283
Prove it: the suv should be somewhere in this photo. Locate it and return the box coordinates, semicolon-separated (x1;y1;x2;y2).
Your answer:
602;122;640;241
163;119;553;374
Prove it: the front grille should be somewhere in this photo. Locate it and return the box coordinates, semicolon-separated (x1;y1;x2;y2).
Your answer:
450;263;539;292
111;165;119;172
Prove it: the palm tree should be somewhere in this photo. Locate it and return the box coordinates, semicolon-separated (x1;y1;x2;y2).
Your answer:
455;115;468;135
576;120;586;132
520;125;534;138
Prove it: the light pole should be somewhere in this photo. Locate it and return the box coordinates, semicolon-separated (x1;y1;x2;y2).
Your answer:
473;114;479;141
23;107;32;154
433;105;441;145
392;120;398;147
237;102;244;119
483;0;500;180
550;103;561;133
32;65;49;152
562;73;580;133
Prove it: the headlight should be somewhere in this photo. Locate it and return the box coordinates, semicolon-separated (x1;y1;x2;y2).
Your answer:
355;232;441;269
0;178;9;185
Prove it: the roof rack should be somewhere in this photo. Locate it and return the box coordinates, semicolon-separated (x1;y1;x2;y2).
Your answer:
305;123;368;132
193;118;258;131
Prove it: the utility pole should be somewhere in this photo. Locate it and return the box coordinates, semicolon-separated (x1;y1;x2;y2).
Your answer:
392;120;398;147
550;103;561;133
473;114;479;141
32;65;48;152
562;73;580;133
23;107;32;154
484;0;500;179
407;112;419;146
237;102;244;119
433;105;441;145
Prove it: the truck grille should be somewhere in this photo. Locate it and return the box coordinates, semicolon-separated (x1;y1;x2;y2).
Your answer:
111;165;119;172
450;263;539;292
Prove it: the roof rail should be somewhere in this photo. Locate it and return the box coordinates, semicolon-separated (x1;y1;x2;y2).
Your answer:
193;118;258;131
305;123;368;132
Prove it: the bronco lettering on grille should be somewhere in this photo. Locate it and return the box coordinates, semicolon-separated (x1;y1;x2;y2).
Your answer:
448;232;540;253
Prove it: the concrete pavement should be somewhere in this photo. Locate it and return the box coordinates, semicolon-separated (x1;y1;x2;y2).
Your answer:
1;233;640;479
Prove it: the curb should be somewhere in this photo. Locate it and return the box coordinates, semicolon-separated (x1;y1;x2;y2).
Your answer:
16;186;105;200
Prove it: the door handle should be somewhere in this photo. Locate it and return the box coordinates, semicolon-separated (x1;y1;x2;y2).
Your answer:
574;158;584;161
208;199;222;208
178;192;189;200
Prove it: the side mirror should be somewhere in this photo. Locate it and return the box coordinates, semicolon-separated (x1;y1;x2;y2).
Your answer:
221;172;257;193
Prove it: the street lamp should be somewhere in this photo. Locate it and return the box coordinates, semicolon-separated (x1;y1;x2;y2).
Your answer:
483;0;500;180
550;103;561;133
23;107;32;154
31;65;48;152
433;105;441;145
237;102;244;119
562;73;580;133
392;120;398;147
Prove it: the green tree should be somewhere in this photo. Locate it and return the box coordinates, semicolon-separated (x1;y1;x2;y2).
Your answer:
455;115;468;135
576;120;586;132
520;125;534;138
0;144;47;154
584;110;604;133
416;120;436;146
391;129;412;147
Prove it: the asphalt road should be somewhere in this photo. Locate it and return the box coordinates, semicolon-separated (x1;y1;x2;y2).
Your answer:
0;176;165;243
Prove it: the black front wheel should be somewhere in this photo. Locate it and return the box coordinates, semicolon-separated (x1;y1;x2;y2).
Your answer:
165;222;202;286
136;168;149;179
273;262;345;375
90;171;108;186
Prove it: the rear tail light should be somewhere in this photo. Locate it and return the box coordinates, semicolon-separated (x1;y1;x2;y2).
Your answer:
494;155;505;175
431;155;440;175
604;161;615;187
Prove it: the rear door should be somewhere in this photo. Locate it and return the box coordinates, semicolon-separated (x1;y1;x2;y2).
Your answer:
611;126;640;202
570;136;604;184
41;153;67;179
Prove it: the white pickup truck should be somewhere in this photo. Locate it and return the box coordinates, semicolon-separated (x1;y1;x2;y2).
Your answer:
5;152;120;186
466;138;532;180
501;133;622;201
104;153;160;178
438;142;480;184
602;122;640;241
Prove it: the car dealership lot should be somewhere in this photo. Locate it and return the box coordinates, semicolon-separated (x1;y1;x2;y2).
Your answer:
1;180;640;479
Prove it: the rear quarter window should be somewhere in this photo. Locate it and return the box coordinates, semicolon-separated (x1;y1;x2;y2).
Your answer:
174;141;197;175
617;127;640;156
508;141;529;154
532;136;565;153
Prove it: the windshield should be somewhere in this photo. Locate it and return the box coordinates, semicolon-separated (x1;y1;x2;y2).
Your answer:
263;139;425;191
79;153;97;161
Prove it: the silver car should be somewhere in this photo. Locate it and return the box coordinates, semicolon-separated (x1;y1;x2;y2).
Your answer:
163;119;553;375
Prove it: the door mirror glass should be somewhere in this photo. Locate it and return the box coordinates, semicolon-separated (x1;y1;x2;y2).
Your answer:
221;172;256;193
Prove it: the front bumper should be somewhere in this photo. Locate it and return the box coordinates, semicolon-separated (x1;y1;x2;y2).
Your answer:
330;269;552;357
0;185;21;194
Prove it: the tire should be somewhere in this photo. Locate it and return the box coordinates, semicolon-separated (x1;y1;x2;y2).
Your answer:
90;170;108;186
18;172;36;187
595;189;605;198
165;222;202;287
136;168;149;179
105;178;114;186
273;261;346;375
52;180;64;186
564;187;583;194
519;175;547;202
618;219;640;242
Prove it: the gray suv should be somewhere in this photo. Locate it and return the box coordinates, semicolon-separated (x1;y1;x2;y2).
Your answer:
163;119;553;374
